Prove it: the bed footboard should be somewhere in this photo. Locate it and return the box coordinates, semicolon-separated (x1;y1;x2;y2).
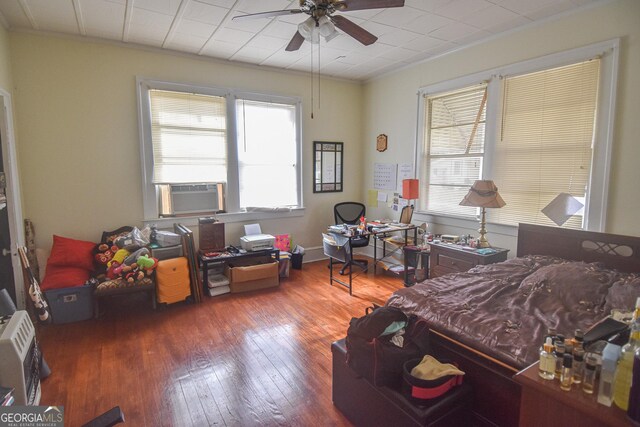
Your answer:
429;330;522;427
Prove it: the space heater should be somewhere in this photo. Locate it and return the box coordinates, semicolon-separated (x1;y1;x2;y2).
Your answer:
0;310;41;405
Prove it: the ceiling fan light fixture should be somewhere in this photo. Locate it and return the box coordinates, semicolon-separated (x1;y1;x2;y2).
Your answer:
317;16;339;41
298;17;319;43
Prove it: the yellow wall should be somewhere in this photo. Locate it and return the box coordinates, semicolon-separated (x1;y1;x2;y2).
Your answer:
363;0;640;239
9;33;364;250
0;26;12;91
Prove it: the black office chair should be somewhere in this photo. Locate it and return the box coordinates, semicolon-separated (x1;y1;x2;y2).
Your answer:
334;202;369;274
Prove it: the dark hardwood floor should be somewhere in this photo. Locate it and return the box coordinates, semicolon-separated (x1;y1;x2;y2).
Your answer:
37;259;405;426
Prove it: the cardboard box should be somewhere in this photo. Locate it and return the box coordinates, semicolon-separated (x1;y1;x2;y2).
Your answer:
227;261;279;293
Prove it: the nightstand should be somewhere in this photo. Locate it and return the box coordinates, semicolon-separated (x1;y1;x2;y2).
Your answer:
429;242;509;278
515;361;632;427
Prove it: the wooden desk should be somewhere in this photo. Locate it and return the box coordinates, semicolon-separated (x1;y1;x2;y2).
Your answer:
515;362;633;427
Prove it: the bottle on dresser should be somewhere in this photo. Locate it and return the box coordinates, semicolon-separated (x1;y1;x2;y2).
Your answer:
539;337;555;380
627;350;640;422
612;306;640;410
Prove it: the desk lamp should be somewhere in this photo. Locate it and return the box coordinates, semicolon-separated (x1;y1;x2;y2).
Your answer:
459;180;505;248
402;179;419;207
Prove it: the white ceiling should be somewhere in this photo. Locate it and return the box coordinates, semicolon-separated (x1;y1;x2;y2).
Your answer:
0;0;602;81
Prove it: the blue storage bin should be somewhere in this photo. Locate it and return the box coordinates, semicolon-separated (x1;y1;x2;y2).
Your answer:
44;285;94;324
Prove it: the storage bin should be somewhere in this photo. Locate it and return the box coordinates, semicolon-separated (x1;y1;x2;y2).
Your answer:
227;261;279;293
44;285;94;324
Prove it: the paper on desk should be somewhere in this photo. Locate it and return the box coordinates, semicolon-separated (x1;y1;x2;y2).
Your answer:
244;223;262;235
368;190;378;207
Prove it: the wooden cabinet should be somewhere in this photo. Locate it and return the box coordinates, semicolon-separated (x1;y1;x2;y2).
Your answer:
429;242;508;278
515;362;632;427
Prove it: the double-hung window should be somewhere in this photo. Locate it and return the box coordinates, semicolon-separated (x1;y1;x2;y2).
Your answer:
138;79;302;220
418;41;617;231
422;84;487;217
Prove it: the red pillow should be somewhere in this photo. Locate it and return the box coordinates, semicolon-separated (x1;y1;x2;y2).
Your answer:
47;235;96;272
41;265;90;291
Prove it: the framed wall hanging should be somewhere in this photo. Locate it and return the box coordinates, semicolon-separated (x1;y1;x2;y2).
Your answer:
376;134;388;152
313;141;343;193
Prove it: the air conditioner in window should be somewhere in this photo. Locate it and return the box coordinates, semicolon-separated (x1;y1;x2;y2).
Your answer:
160;183;225;216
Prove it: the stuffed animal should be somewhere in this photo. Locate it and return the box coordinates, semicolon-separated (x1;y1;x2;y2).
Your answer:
106;261;124;280
124;248;150;265
108;248;130;268
136;254;157;270
125;269;145;283
95;244;117;266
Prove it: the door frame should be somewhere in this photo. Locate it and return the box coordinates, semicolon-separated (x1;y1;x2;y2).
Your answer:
0;88;25;309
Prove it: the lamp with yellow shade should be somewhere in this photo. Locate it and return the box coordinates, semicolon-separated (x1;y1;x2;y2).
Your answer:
459;180;506;248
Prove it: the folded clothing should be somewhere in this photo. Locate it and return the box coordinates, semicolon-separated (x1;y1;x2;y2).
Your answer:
410;355;465;380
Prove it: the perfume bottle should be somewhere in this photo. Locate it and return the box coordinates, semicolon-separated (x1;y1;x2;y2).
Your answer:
560;354;573;391
554;341;566;380
582;354;597;394
539;337;555;380
573;347;585;384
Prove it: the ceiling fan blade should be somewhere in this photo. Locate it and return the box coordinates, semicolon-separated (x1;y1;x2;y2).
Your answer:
331;15;377;46
334;0;404;12
285;31;305;51
232;9;303;20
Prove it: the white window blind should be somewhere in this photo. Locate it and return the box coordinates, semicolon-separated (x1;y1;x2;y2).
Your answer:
150;89;227;184
489;59;600;229
421;84;487;216
236;99;298;208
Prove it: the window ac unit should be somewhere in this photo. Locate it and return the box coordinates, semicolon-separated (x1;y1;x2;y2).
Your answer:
161;183;225;216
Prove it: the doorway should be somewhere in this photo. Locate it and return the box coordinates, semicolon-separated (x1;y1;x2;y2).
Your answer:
0;88;25;308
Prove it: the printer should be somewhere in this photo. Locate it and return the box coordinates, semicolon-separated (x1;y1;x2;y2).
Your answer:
240;234;275;251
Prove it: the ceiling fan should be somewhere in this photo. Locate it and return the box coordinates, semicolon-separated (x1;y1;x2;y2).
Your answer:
232;0;406;51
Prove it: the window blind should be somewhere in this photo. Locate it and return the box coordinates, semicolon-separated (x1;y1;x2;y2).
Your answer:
421;84;487;216
236;99;298;208
489;59;600;228
150;89;227;184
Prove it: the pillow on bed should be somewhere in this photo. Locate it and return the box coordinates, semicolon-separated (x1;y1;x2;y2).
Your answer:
518;261;617;310
603;273;640;314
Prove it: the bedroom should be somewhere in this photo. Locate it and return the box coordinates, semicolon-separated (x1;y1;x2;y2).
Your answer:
0;0;639;425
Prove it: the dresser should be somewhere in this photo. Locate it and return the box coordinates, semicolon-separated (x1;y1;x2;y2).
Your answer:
429;242;509;278
515;361;632;427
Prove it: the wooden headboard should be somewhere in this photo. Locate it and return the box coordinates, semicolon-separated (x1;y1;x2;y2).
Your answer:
517;223;640;273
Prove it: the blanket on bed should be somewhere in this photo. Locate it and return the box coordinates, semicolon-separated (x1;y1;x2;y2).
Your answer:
386;255;640;369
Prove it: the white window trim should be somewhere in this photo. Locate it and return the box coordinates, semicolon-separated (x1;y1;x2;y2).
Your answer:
414;39;619;232
136;77;304;224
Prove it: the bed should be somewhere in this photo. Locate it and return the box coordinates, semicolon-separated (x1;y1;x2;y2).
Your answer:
385;223;640;426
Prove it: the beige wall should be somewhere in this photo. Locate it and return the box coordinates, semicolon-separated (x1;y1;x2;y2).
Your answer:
363;0;640;244
0;26;12;91
9;33;364;251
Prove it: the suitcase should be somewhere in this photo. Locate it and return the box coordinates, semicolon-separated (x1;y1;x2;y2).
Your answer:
156;257;191;304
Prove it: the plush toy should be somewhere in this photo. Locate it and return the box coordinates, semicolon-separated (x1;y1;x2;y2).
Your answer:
106;261;124;280
136;255;157;270
127;271;145;283
108;248;130;268
124;248;150;265
95;244;117;266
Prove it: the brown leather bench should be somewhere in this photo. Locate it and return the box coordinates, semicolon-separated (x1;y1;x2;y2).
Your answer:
332;338;473;427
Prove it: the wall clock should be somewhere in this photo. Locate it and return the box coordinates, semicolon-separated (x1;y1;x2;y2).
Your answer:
376;134;388;152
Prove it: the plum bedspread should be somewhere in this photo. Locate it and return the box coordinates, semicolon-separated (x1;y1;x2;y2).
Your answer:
386;255;640;369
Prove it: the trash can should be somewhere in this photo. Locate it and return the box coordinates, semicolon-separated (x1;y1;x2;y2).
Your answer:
291;245;305;270
291;253;303;269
